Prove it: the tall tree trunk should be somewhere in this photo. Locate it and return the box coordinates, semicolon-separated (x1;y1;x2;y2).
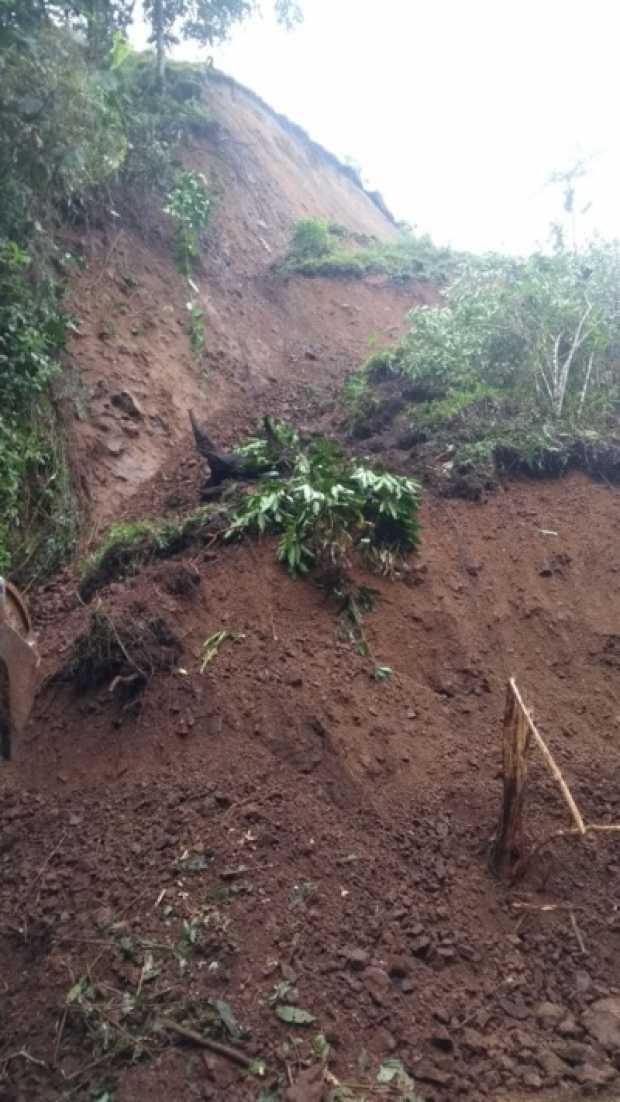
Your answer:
153;0;166;89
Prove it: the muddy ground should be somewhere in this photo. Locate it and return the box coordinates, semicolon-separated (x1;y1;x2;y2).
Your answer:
2;74;620;1102
2;474;620;1101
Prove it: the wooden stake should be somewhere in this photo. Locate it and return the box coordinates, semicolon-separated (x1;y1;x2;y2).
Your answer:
491;679;620;883
509;678;586;834
491;682;531;877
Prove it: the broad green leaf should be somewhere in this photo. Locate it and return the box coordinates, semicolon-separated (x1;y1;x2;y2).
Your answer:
274;1005;316;1025
209;998;245;1041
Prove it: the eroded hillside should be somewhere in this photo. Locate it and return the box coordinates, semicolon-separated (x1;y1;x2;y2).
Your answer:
65;74;425;531
1;68;620;1102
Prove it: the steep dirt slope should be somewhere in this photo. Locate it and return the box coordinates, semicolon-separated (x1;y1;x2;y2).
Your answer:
65;73;422;533
2;73;620;1102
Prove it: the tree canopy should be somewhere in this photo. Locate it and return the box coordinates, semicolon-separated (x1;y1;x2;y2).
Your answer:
0;0;303;73
143;0;302;83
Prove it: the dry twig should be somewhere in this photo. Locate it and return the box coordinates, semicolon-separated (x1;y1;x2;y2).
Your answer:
158;1017;254;1069
570;911;587;954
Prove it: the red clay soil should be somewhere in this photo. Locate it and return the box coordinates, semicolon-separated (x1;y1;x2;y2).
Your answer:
2;78;620;1102
2;475;620;1102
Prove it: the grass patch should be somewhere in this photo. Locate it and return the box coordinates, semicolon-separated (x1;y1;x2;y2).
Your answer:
79;506;225;601
282;219;458;284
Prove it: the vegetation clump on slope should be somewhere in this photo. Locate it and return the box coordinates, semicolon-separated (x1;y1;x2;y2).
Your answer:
345;244;620;493
79;506;226;601
226;434;420;576
82;423;421;605
283;217;458;284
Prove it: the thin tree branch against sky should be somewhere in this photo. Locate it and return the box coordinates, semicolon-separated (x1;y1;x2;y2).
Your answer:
132;0;620;253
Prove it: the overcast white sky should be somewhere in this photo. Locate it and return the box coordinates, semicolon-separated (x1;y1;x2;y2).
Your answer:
133;0;620;254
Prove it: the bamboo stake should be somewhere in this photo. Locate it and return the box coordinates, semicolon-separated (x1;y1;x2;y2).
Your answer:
491;682;531;877
509;678;586;834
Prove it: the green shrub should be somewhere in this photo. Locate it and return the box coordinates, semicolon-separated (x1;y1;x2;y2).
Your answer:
391;248;620;418
288;218;332;260
226;437;421;576
163;170;212;273
0;27;126;241
284;221;458;284
0;239;78;575
350;245;620;489
414;384;502;432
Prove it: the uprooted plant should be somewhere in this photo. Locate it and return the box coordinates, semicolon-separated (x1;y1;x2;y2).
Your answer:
80;422;421;651
225;435;420;646
225;437;420;577
53;607;182;708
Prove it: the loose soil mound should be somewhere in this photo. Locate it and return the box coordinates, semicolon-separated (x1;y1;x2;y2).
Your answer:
2;475;620;1101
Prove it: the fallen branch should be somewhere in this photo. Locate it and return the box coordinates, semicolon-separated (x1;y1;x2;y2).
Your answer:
63;1045;132;1083
158;1017;254;1069
511;901;576;913
5;1048;48;1070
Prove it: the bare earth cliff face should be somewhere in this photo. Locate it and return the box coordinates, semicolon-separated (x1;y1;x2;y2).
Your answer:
66;75;416;530
1;74;620;1102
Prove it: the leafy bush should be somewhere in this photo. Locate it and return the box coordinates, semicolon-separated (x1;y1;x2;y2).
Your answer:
0;240;78;574
0;29;216;576
225;437;421;576
284;220;458;284
288;218;332;260
102;53;213;202
391;248;620;418
164;170;212;273
349;244;620;489
0;27;126;241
